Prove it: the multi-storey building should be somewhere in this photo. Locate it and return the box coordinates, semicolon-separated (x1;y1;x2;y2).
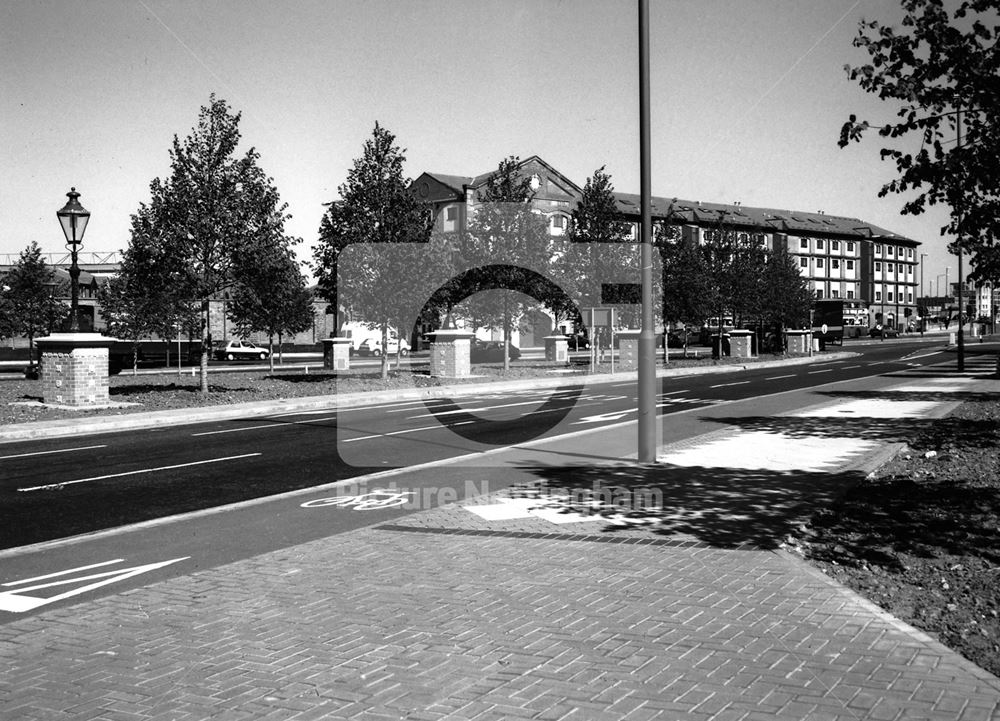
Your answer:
413;156;921;331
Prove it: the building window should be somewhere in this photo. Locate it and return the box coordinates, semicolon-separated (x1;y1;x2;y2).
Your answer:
816;258;824;268
887;263;894;273
846;260;855;270
832;289;840;298
876;244;883;254
876;291;882;301
875;262;882;271
832;259;840;269
799;238;808;249
908;292;913;303
908;248;914;259
549;214;567;236
847;290;855;299
847;242;855;253
832;241;840;251
816;289;824;299
816;239;824;250
799;257;808;268
445;206;458;221
888;292;894;302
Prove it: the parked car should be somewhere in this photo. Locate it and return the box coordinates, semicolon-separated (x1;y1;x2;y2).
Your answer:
564;333;589;350
471;339;521;363
869;325;899;339
213;340;270;361
358;337;410;357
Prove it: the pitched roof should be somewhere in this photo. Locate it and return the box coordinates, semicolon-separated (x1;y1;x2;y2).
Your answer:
614;194;917;243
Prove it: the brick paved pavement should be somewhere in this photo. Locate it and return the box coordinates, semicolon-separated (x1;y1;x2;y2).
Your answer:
2;481;999;720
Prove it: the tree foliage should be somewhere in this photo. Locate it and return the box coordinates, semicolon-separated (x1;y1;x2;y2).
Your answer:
229;244;314;372
125;95;299;391
659;237;717;352
456;157;552;370
0;242;68;362
839;0;1000;281
314;123;440;379
563;166;638;320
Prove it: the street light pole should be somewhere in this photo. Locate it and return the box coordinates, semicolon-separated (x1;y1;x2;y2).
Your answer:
920;253;927;335
637;0;656;463
56;188;91;333
956;106;965;372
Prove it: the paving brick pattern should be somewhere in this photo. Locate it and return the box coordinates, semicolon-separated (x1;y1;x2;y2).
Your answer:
2;494;999;720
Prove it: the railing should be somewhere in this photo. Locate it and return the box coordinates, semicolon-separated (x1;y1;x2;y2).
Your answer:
0;251;121;268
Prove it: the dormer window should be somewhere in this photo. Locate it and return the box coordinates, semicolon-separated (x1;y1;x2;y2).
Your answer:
549;213;568;236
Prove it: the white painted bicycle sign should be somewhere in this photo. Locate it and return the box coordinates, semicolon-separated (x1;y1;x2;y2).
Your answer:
301;490;415;510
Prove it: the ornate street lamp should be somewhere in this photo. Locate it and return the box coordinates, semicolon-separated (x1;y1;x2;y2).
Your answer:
56;187;90;333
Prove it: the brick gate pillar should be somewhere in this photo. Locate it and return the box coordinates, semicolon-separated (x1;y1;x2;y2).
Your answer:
428;330;474;378
35;333;116;407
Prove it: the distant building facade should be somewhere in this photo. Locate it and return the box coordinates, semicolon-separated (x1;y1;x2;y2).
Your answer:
413;155;921;331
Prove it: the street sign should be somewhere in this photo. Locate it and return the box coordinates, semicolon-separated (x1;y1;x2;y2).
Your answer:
582;308;613;327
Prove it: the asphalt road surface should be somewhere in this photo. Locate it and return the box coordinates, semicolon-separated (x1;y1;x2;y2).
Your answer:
0;337;961;619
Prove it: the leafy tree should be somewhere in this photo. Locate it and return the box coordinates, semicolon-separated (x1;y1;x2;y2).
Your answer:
561;166;639;333
229;243;314;373
659;236;717;356
760;244;814;348
314;123;441;379
456;156;551;370
99;206;194;373
0;242;68;365
129;95;298;392
839;0;1000;282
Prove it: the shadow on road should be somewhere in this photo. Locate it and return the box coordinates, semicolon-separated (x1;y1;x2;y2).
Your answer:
507;461;866;550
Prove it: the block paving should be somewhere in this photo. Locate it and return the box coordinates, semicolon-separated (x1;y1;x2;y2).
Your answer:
2;483;999;720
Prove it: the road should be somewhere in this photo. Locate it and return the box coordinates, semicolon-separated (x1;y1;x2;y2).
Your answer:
0;337;965;618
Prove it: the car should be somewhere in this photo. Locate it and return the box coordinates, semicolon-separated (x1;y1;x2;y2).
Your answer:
869;325;899;339
470;339;521;363
213;340;270;361
564;333;589;350
358;337;410;357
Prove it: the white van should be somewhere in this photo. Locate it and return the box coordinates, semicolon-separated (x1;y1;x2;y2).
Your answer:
338;322;379;355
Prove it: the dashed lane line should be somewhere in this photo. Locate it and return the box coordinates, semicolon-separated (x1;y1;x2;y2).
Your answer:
17;453;262;493
0;445;108;461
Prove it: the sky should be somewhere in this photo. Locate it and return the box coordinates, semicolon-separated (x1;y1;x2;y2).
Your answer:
0;0;965;294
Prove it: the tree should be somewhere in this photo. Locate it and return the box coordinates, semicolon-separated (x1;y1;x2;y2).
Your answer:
129;95;299;392
0;242;68;365
99;205;194;373
229;244;314;373
562;166;639;330
456;157;552;371
659;236;717;356
839;0;1000;281
314;123;441;380
760;244;814;349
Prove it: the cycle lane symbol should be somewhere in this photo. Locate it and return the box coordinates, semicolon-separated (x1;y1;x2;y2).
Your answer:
301;490;415;510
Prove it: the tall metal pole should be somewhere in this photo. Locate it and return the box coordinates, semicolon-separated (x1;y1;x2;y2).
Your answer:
637;0;656;462
956;106;965;372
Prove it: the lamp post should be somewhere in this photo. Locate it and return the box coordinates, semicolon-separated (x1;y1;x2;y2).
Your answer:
56;188;90;333
919;253;927;335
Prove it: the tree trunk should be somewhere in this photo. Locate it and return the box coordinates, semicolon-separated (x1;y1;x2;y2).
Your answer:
200;300;210;394
380;324;389;380
268;335;275;374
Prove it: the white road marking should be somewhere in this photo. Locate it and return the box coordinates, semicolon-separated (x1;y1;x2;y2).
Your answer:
17;454;262;492
341;421;474;443
709;381;750;388
764;374;795;381
808;369;833;374
192;416;339;436
0;557;190;613
0;445;108;461
2;559;124;587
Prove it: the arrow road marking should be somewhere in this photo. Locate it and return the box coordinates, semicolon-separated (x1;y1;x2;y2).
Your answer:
0;557;190;613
